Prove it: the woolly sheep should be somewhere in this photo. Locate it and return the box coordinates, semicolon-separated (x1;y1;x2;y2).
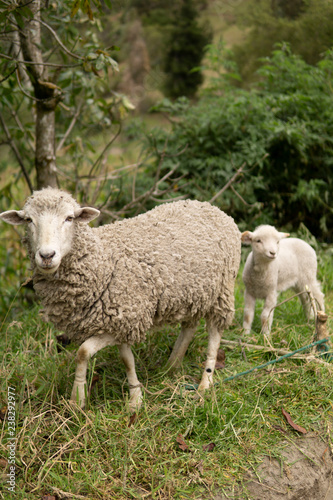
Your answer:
1;188;241;409
241;224;325;336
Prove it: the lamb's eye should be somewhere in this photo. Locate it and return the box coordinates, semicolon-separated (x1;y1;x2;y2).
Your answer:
256;239;261;243
66;216;74;222
25;217;32;223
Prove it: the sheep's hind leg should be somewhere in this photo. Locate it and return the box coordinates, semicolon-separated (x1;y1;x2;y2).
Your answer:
70;334;116;408
198;321;221;392
165;321;198;371
119;344;143;411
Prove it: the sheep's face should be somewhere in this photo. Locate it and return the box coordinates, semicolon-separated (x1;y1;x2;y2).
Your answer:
0;190;99;274
241;225;289;261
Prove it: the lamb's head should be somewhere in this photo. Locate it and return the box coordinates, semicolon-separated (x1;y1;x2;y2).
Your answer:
241;225;290;261
0;188;99;274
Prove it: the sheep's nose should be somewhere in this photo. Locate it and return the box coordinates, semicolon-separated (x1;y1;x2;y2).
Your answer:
269;251;276;257
39;250;56;260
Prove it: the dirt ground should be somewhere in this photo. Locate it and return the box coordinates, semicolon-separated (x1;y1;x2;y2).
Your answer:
217;434;333;500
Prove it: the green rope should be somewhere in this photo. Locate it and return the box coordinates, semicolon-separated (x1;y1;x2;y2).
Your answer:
184;337;331;391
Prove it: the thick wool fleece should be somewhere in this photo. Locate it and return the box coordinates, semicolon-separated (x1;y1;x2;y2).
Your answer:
28;195;241;346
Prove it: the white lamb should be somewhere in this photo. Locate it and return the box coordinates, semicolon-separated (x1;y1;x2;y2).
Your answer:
241;225;325;336
0;188;241;410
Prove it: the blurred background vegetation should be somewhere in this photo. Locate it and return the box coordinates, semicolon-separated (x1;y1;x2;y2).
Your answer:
0;0;332;317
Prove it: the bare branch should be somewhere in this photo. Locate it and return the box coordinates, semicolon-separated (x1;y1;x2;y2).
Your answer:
209;162;246;204
0;52;82;68
0;110;33;193
230;184;258;207
7;101;35;153
0;65;17;84
88;124;122;180
56;103;82;153
37;19;84;61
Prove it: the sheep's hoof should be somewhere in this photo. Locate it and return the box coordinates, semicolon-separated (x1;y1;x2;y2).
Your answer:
70;384;86;409
128;387;143;412
68;398;86;410
197;378;211;392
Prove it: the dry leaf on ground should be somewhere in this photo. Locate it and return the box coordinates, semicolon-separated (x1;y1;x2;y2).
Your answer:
282;408;307;434
176;434;190;451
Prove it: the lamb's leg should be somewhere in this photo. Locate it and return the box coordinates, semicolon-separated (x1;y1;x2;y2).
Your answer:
166;321;198;371
298;283;325;318
70;334;116;408
198;322;221;392
261;292;277;336
313;283;325;313
119;344;142;411
243;290;256;334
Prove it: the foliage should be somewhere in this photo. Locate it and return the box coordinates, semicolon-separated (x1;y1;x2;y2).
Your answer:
0;245;332;498
146;44;333;240
162;0;212;98
0;0;122;193
233;0;333;82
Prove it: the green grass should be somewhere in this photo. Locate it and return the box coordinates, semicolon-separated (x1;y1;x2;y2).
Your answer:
0;246;332;499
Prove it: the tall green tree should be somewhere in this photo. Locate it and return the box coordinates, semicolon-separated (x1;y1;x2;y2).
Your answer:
163;0;211;98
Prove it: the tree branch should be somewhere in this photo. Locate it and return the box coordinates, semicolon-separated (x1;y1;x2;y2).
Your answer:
0;110;33;193
37;19;84;61
0;52;82;68
56;103;82;153
209;162;246;204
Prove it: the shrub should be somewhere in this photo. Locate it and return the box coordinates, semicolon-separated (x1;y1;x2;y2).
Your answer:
146;44;333;240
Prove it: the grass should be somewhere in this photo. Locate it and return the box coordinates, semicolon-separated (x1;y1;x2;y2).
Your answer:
0;244;332;499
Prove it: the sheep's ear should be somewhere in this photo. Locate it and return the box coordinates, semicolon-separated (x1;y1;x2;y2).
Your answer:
278;232;290;239
241;231;253;245
74;207;100;223
0;210;25;225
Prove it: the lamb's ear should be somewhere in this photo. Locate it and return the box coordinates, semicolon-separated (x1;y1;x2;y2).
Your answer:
0;210;25;225
278;232;290;240
74;207;100;223
241;231;253;245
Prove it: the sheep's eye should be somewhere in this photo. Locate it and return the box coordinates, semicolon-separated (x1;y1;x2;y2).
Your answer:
25;217;32;223
256;239;261;243
65;216;74;222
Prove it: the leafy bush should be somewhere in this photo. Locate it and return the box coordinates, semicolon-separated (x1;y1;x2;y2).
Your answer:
146;44;333;240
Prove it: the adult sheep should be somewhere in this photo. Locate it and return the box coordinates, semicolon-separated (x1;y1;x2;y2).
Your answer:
242;224;325;336
1;188;241;410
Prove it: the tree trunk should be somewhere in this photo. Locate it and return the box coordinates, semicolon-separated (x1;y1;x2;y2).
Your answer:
36;103;58;189
18;0;60;189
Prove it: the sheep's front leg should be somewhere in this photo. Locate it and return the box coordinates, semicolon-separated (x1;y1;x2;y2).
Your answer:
119;344;142;411
198;323;221;392
243;290;256;334
70;334;116;408
165;321;198;371
261;292;277;336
